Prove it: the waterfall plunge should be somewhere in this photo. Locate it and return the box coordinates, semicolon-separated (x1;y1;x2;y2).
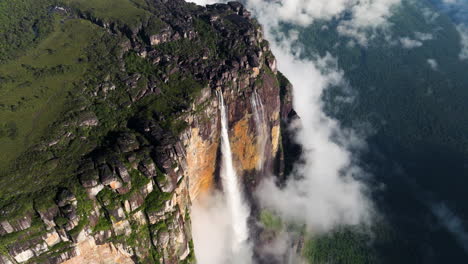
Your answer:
251;90;268;172
217;91;252;262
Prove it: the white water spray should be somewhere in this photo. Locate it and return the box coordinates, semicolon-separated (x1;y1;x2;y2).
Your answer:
217;91;252;261
251;90;268;171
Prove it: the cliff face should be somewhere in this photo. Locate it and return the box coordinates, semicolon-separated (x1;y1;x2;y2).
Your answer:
0;1;293;264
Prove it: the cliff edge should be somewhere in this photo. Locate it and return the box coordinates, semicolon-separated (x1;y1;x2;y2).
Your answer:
0;1;295;263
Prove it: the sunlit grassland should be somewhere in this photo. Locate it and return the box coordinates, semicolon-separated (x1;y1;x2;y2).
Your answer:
0;17;104;171
61;0;151;28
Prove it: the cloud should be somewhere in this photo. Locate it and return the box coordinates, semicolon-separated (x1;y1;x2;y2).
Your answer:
441;0;464;6
415;32;433;41
421;7;440;23
431;202;468;253
431;0;468;60
457;25;468;60
399;37;423;49
398;31;434;49
189;0;401;46
255;41;373;233
243;0;376;235
188;0;377;258
427;58;438;70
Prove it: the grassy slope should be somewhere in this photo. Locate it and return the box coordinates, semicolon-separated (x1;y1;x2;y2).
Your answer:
62;0;151;28
0;0;151;169
0;0;207;204
0;0;149;180
0;18;97;170
0;0;54;61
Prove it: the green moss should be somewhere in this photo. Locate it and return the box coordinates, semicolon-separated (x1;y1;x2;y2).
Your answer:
155;167;167;184
68;217;89;238
33;187;58;212
26;241;73;263
126;219;150;248
260;210;282;231
124;51;155;76
54;216;68;227
277;71;290;100
0;217;46;252
130;169;151;190
152;220;168;234
47;241;72;252
146;17;167;36
144;189;172;213
97;187;119;208
93;216;112;233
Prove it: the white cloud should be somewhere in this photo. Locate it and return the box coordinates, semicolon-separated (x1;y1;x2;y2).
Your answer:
188;0;377;259
431;202;468;253
189;0;401;46
398;32;433;49
427;58;438;70
415;32;433;41
442;0;459;4
457;25;468;60
421;7;440;23
253;25;374;234
399;37;423;49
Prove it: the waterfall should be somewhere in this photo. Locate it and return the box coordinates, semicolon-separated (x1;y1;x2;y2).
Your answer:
251;90;268;171
217;91;252;261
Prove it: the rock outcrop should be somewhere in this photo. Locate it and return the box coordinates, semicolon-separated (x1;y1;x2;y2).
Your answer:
0;1;294;263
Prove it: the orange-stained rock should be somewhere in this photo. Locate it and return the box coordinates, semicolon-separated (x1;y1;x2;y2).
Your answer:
271;124;280;156
186;127;219;200
231;117;259;172
44;231;61;247
62;240;134;264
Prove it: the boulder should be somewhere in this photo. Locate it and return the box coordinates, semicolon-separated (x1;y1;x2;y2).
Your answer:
37;206;59;230
116;133;139;153
43;231;61;247
56;189;76;207
0;255;13;264
138;158;157;178
79;169;100;188
99;165;117;185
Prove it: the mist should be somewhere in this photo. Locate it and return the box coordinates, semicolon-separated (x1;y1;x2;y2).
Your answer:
191;192;232;264
243;0;391;234
255;47;373;233
457;26;468;60
431;203;468;253
186;0;404;262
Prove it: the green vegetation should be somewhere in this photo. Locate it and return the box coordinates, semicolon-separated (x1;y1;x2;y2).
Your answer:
157;18;220;59
260;210;283;231
124;51;155;76
303;228;378;264
0;18;100;171
0;216;46;255
0;0;55;62
60;0;151;29
145;189;172;213
93;215;113;232
0;0;237;262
